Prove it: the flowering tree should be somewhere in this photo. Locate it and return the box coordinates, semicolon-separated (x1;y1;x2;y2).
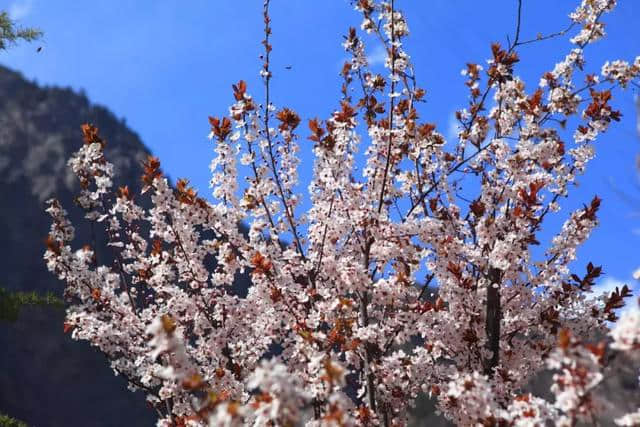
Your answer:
44;0;640;425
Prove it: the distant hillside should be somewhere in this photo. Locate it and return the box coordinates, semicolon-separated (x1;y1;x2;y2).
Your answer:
0;64;162;426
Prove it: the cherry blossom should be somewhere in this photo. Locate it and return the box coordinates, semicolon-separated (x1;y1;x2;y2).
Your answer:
43;0;640;425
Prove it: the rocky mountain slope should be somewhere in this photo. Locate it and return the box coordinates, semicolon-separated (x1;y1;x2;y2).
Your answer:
0;64;166;426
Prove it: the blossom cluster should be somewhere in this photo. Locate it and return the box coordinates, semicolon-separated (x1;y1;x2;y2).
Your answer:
44;0;640;425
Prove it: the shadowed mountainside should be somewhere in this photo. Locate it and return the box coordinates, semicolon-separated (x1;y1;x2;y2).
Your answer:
0;65;182;426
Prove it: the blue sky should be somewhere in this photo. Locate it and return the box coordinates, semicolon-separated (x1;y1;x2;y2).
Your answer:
4;0;640;300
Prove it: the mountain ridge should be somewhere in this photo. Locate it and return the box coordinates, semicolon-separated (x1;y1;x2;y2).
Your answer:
0;63;160;426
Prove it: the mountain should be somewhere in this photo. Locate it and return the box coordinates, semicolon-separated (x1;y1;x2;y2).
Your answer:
0;64;164;426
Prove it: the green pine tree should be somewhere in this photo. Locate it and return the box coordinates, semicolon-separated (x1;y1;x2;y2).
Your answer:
0;287;64;323
0;11;42;51
0;414;27;427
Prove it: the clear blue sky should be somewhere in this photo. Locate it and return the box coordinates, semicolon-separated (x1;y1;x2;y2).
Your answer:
4;1;640;296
